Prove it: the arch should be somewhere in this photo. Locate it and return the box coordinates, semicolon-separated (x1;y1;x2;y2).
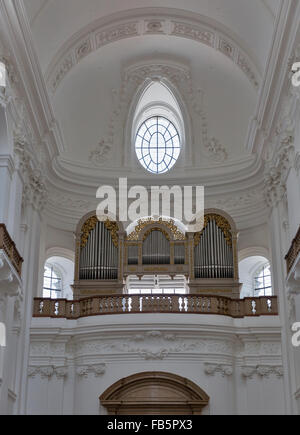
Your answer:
47;8;260;93
127;218;186;242
45;247;75;263
238;246;270;262
126;75;190;170
126;216;187;237
204;208;238;234
100;372;209;415
239;253;272;298
76;210;125;235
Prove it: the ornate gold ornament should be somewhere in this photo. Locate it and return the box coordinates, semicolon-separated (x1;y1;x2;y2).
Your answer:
80;216;98;248
81;217;119;248
194;214;232;247
104;220;119;248
127;218;186;241
142;227;171;242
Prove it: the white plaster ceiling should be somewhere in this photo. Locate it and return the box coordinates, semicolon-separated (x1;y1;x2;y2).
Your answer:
21;0;282;182
52;35;256;170
24;0;280;72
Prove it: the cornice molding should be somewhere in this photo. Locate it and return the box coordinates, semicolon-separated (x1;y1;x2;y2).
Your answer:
50;153;263;192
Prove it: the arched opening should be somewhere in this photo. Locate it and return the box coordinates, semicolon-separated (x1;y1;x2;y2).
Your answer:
131;80;185;174
100;372;209;415
43;256;74;300
239;255;273;299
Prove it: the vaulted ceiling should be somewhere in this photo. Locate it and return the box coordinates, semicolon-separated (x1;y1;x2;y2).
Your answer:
1;0;299;231
20;0;282;183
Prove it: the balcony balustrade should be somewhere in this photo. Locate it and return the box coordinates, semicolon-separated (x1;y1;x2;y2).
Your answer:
286;225;300;274
33;294;278;319
0;224;23;277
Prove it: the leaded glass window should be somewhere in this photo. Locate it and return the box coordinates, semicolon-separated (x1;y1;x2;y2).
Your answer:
135;116;180;174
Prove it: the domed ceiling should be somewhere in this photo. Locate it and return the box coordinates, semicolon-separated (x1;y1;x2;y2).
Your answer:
22;0;281;186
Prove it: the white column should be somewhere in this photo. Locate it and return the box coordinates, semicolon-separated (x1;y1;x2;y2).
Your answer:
269;198;298;414
7;168;23;247
15;202;42;415
17;172;46;414
0;103;13;225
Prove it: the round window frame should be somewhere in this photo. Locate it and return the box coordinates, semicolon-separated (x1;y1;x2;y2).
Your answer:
135;115;181;175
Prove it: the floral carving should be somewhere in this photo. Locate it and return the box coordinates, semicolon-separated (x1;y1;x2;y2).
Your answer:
127;217;185;241
204;363;233;377
89;139;111;167
76;364;106;377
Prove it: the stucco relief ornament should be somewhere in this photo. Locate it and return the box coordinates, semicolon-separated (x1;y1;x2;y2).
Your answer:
54;366;69;378
263;167;286;209
206;138;228;163
89;138;111;166
204;363;233;377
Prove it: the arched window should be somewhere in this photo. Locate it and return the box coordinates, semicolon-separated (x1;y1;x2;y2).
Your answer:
133;81;184;174
135;116;181;174
42;256;75;300
253;263;272;297
43;264;62;299
239;255;272;299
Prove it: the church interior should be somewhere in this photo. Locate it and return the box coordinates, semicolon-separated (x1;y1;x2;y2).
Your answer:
0;0;300;415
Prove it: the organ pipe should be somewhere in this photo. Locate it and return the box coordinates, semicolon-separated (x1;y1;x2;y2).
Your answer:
79;221;118;280
194;217;234;279
142;230;170;265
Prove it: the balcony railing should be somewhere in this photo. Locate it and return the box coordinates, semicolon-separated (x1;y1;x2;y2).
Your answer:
286;225;300;274
33;295;278;319
0;224;23;277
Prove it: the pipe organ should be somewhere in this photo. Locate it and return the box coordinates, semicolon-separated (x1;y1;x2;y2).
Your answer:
73;211;240;299
142;229;170;265
194;215;234;279
79;220;118;280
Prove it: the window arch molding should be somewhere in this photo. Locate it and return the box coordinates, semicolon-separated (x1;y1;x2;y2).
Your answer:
124;75;193;172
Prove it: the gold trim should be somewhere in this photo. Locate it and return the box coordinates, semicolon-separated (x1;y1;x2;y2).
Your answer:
104;220;119;248
143;227;170;242
80;216;98;248
81;217;119;248
194;214;232;247
127;218;186;241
